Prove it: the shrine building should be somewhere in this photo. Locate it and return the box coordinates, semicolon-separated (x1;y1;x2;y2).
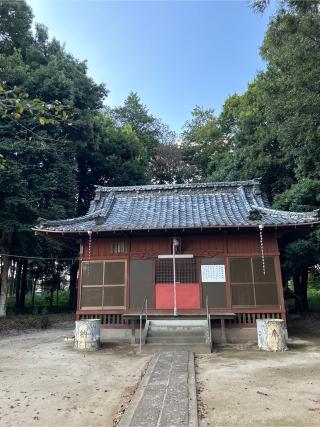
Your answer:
35;179;320;344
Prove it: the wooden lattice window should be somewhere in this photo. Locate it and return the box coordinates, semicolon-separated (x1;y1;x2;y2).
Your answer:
111;240;128;254
229;256;279;307
80;260;126;309
155;259;197;283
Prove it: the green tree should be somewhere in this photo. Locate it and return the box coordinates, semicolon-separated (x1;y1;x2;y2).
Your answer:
0;96;76;315
150;143;199;184
181;106;225;179
282;231;320;312
108;92;175;157
182;0;320;311
0;0;156;315
76;115;149;211
259;4;320;197
0;0;33;55
215;79;294;198
0;1;105;315
249;0;319;14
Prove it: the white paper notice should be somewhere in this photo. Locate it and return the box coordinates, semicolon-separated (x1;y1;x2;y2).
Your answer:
201;264;226;283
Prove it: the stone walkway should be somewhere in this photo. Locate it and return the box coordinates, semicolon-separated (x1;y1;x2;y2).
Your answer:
119;352;198;427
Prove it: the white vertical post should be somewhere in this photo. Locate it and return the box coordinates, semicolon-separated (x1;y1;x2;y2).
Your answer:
172;238;178;317
139;314;142;353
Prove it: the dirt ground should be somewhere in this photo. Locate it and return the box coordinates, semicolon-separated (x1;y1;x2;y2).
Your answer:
196;314;320;427
1;315;320;427
0;327;150;427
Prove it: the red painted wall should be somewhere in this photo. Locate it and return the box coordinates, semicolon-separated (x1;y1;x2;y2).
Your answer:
82;233;279;259
155;283;201;309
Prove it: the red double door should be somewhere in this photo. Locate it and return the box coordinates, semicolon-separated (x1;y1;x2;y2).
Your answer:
155;283;201;309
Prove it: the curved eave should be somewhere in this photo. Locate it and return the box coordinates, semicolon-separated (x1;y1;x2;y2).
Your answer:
33;221;320;236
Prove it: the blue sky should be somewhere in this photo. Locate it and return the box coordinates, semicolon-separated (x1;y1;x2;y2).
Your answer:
27;0;274;133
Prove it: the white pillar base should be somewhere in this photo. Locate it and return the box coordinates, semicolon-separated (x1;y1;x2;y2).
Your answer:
257;319;288;352
74;319;101;351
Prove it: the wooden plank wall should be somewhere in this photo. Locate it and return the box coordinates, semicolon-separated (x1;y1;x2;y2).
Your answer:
81;233;279;259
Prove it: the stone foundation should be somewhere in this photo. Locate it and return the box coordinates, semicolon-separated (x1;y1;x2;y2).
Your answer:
101;328;132;342
212;327;258;344
100;326;268;345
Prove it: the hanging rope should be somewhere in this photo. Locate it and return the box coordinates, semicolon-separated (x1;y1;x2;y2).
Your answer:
258;224;266;275
87;230;92;274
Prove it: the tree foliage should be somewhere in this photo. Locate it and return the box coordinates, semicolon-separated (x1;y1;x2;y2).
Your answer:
0;0;172;315
181;106;226;179
150;143;198;184
107;91;175;155
181;0;320;310
0;0;33;55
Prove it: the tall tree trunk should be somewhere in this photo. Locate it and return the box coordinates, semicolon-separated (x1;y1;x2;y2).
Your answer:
15;259;22;309
9;260;15;296
49;287;54;312
69;261;79;311
300;267;309;312
293;271;303;313
19;259;28;310
0;255;11;317
31;277;37;308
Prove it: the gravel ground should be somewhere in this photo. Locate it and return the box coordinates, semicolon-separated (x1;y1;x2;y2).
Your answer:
0;328;150;427
1;314;320;427
196;314;320;427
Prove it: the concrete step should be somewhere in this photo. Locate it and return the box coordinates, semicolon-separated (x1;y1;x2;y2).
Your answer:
145;318;210;350
149;319;207;327
141;343;211;353
146;336;207;344
147;330;206;338
149;320;208;335
148;326;206;333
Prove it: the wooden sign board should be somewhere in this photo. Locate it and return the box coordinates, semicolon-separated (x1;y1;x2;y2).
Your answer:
201;264;226;283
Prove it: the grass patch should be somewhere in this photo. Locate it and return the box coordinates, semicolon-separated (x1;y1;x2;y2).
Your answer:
0;312;75;336
0;314;49;334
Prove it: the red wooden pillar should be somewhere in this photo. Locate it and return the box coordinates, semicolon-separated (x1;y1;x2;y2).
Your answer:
274;254;287;324
224;234;232;309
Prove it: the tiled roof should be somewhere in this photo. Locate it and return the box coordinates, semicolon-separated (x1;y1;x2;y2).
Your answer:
35;179;320;233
